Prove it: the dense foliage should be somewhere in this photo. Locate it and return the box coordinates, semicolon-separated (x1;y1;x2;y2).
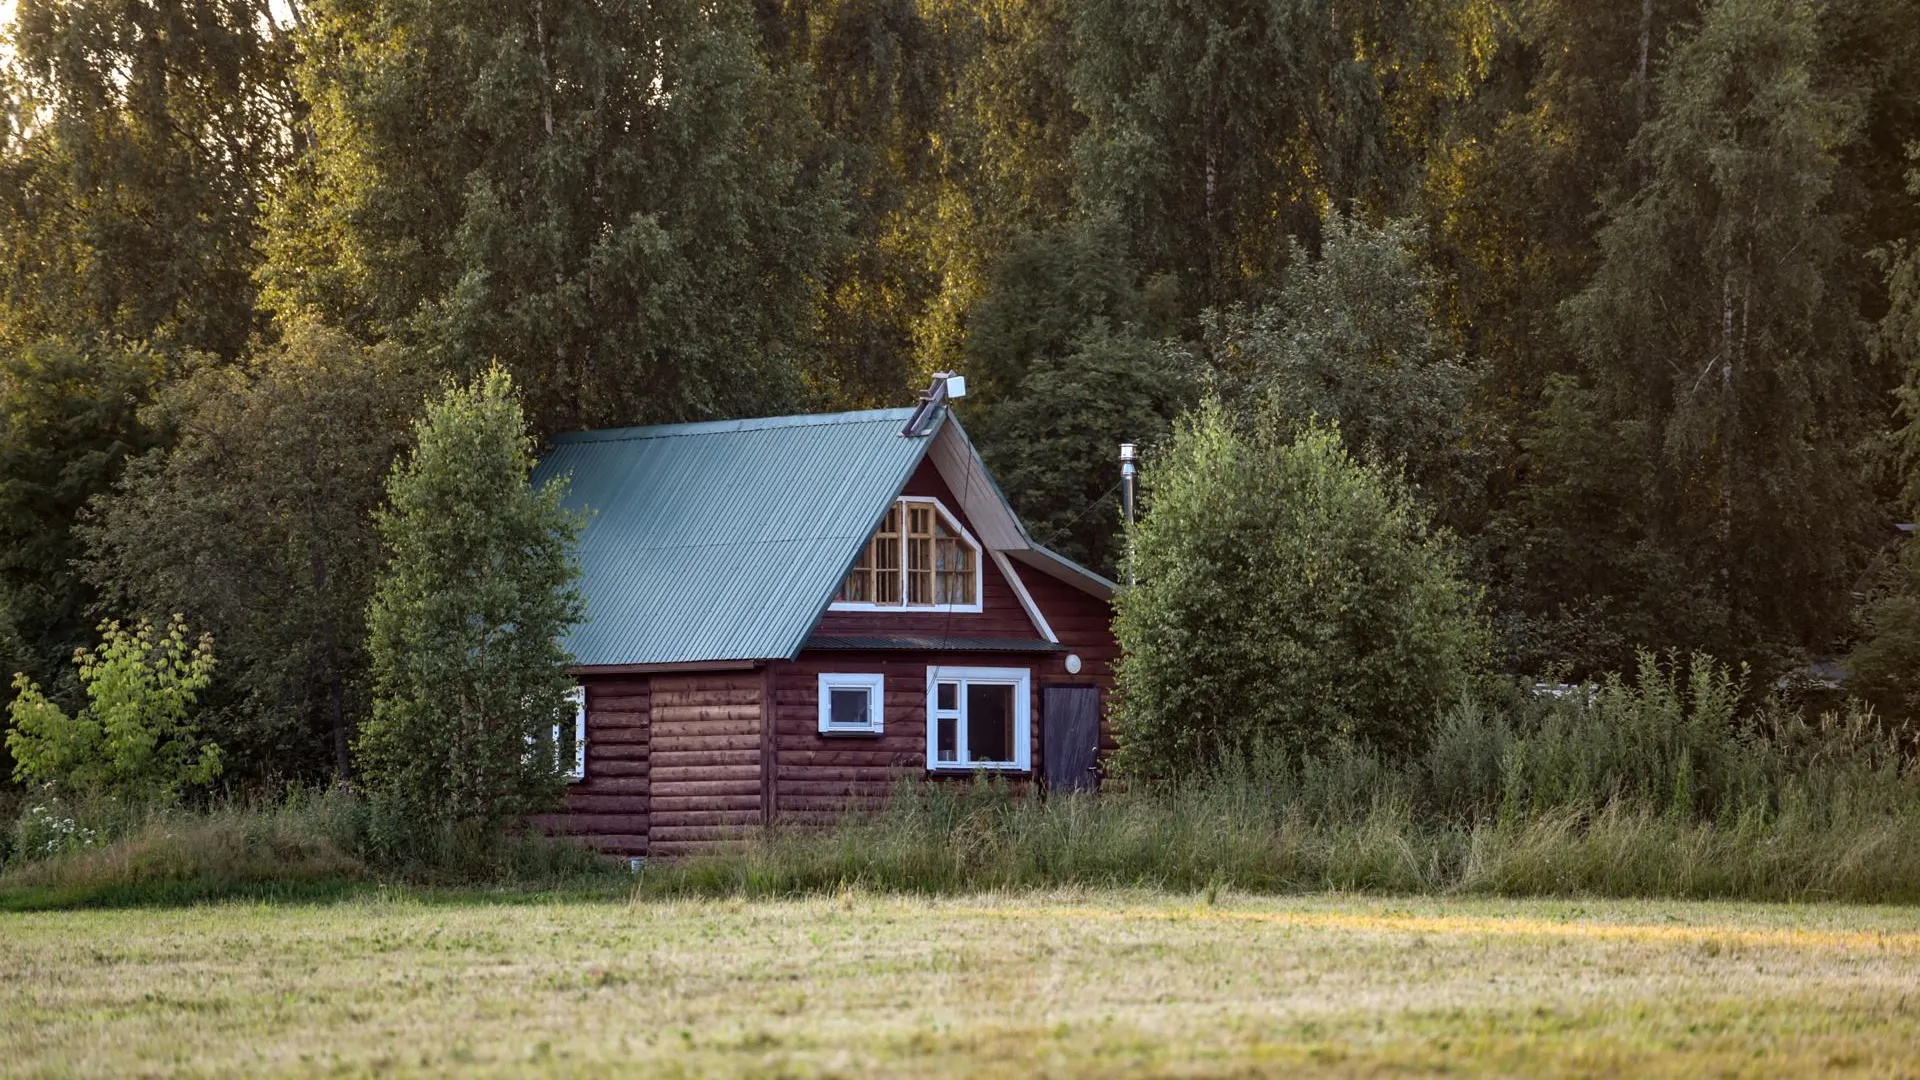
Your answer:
6;0;1920;789
1111;407;1488;776
81;323;429;779
356;369;583;834
6;617;221;801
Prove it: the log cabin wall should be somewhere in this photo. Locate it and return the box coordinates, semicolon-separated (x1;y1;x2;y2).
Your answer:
772;649;1050;823
535;676;651;857
647;670;765;856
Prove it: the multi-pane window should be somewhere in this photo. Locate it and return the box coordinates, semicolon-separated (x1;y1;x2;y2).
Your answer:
840;505;902;604
835;498;979;609
926;666;1030;771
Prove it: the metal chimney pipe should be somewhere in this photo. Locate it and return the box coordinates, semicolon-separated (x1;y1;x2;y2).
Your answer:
1120;443;1137;585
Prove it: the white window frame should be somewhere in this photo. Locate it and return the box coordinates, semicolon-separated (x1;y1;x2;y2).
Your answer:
818;673;886;735
925;666;1031;772
831;496;985;613
560;686;587;782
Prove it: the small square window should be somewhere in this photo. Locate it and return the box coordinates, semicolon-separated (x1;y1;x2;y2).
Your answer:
818;673;885;735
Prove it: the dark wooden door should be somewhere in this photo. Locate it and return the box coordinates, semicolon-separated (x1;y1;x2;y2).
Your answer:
1042;686;1101;793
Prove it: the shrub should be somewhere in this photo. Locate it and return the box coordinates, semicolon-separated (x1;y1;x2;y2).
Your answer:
356;367;584;839
6;616;221;801
1110;404;1488;778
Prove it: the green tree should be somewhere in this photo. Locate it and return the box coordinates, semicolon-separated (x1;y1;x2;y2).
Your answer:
0;339;165;700
961;218;1176;402
7;615;221;801
970;329;1195;575
1197;214;1483;501
1070;0;1494;309
357;368;583;832
263;0;846;431
961;218;1188;573
1849;146;1920;718
1506;0;1873;667
1112;405;1488;779
81;322;431;782
0;0;297;359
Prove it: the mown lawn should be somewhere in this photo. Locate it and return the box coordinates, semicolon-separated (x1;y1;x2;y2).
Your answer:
4;890;1919;1078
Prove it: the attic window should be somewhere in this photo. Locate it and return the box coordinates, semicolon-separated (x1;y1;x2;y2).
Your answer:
835;497;981;611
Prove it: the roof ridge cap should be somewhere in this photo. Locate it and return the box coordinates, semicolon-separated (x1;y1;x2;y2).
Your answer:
551;406;918;445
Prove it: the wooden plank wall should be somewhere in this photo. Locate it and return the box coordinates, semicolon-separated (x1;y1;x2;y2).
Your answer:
648;671;764;855
1024;571;1122;756
535;676;650;856
811;460;1035;640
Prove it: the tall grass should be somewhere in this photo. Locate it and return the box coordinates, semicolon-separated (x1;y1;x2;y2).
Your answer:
10;652;1920;907
647;653;1920;903
0;785;621;909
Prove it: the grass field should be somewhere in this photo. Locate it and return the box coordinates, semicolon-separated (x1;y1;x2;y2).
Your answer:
5;891;1920;1078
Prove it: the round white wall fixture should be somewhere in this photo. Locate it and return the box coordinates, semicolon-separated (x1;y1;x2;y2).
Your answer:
1064;653;1083;675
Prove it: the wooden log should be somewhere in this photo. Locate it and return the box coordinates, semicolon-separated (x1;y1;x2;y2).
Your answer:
650;794;762;812
576;779;648;798
588;693;651;712
648;764;760;780
573;776;649;795
563;793;650;813
573;833;649;855
587;759;649;777
781;750;917;768
650;690;761;707
650;817;761;835
634;734;759;752
650;719;760;737
543;813;650;834
649;778;762;796
651;773;759;791
651;746;760;763
591;734;652;753
775;778;897;793
589;729;650;747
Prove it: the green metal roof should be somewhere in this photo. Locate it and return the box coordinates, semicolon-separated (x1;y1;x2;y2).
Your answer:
534;408;935;666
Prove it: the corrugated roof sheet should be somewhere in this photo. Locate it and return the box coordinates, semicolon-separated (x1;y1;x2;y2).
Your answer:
533;408;934;666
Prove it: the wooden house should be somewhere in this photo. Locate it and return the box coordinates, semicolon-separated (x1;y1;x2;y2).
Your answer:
530;387;1118;857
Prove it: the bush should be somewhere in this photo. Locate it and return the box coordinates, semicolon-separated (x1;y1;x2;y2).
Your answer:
1111;404;1488;778
6;616;221;801
357;367;584;836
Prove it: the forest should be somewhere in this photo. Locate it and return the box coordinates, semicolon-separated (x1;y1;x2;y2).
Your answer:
3;0;1920;791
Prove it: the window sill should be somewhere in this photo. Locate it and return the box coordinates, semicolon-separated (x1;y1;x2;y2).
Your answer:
927;763;1028;774
817;727;885;738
